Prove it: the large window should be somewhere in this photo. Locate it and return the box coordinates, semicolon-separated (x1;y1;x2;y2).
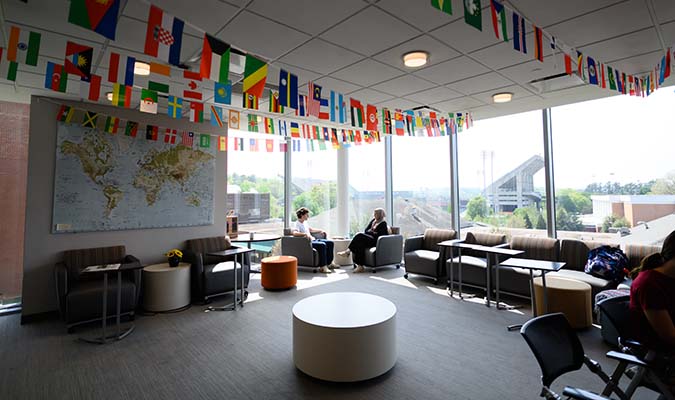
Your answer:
552;88;675;245
458;110;547;239
291;143;338;236
392;136;451;238
348;142;385;236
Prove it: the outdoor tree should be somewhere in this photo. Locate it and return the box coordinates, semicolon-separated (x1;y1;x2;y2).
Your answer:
466;196;488;220
535;214;546;229
292;182;337;217
556;189;592;214
650;171;675;195
523;213;533;229
556;207;583;231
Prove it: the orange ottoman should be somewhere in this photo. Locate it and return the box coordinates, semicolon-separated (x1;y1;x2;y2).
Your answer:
261;256;298;290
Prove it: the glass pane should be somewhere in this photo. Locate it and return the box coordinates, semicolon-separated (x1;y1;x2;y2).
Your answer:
392;136;451;238
348;142;385;236
552;89;675;245
458;110;547;239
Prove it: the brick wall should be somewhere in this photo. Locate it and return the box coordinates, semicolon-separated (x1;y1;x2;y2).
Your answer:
0;101;29;302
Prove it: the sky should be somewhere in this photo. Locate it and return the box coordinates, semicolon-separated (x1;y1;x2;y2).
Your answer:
227;86;675;192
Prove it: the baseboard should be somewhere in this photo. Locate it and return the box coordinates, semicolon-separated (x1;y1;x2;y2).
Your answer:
20;310;59;325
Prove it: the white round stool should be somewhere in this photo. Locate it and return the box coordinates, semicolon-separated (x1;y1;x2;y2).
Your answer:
142;262;191;312
292;292;397;382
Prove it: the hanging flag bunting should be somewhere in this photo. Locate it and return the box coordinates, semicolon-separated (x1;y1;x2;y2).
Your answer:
577;51;586;81
199;134;210;148
533;26;544;62
219;136;227;152
248;114;260;133
163;128;177;144
144;5;184;66
302;123;311;139
104;116;119;134
1;50;18;82
318;96;330;120
628;75;635;96
125;121;138;137
200;34;230;83
148;64;170;93
330;90;346;123
146;125;159;141
68;0;120;40
322;127;330;141
394;111;405;136
366;104;378;131
82;111;98;128
405;111;415;135
331;129;340;149
269;90;284;113
265;139;274;152
8;26;41;66
278;69;298;109
189;102;204;123
181;131;194;147
382;108;393;134
318;139;327;150
140;88;158;114
431;0;452;14
618;70;625;94
296;94;308;117
183;70;203;100
250;138;259;152
243;93;259;109
512;12;526;54
350;98;364;128
564;53;573;75
79;74;101;101
665;48;671;79
243;54;267;98
278;120;288;137
57;105;75;123
108;52;135;86
167;96;183;119
463;0;482;31
44;62;68;93
264;117;275;134
307;82;322;117
149;62;171;76
214;81;232;105
607;67;617;91
490;0;508;42
229;110;240;130
290;122;300;138
600;62;606;88
587;56;598;85
64;42;93;79
210;105;224;128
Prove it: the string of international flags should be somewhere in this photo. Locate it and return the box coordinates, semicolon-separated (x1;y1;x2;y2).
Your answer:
431;0;673;96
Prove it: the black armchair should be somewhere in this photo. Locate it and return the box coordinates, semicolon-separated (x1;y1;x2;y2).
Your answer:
185;236;250;303
54;245;141;332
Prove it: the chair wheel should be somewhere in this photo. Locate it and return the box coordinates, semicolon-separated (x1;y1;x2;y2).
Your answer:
404;273;408;279
396;264;401;269
313;268;318;273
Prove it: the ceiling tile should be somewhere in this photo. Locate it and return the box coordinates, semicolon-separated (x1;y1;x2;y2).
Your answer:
371;74;436;96
497;60;564;87
469;40;532;71
413;56;490;85
374;0;459;32
330;59;404;87
217;11;310;60
122;0;239;34
403;86;463;104
375;98;419;110
608;50;662;75
447;72;515;95
469;85;536;105
373;35;461;71
314;77;362;94
579;28;660;64
347;88;394;104
247;0;367;36
278;39;364;75
431;96;486;112
320;7;420;55
510;0;621;27
652;0;675;23
429;18;502;54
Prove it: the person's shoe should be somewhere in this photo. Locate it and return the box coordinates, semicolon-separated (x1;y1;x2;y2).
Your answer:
337;249;351;257
319;266;332;273
328;262;339;270
353;264;365;273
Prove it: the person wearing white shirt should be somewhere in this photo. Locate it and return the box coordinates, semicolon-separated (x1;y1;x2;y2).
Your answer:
293;207;337;273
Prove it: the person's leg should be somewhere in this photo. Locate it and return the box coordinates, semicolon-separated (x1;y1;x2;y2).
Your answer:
321;240;335;266
311;241;327;266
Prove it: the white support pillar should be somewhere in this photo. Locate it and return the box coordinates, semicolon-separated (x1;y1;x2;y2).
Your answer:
337;146;349;237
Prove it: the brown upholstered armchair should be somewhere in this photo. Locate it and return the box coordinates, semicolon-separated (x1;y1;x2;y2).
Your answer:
54;245;141;332
184;236;251;303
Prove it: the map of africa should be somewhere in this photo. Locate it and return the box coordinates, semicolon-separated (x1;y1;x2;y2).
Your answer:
52;122;215;233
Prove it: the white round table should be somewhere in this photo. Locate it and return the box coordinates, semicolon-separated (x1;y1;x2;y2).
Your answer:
292;292;397;382
142;262;191;312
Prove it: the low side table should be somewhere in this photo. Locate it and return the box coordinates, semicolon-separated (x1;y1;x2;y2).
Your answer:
142;262;191;312
332;238;353;266
261;255;297;290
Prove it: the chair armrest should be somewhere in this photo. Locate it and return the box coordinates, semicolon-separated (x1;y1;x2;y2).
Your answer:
606;351;648;367
311;231;327;240
494;243;510;249
54;262;68;318
562;387;612;400
123;255;142;305
282;236;316;266
404;235;424;253
375;235;403;266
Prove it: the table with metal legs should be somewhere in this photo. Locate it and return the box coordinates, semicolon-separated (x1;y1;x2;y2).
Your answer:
205;247;254;312
230;233;281;273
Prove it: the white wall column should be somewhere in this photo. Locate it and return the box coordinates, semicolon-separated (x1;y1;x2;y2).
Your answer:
337;146;349;237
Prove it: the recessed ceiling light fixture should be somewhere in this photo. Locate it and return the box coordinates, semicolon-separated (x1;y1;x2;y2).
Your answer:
106;92;113;101
492;92;513;103
403;51;429;68
134;61;150;76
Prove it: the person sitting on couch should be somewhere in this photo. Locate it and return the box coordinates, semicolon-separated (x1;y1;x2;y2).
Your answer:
292;207;337;274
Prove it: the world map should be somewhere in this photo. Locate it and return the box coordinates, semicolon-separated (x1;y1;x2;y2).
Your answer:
53;122;215;233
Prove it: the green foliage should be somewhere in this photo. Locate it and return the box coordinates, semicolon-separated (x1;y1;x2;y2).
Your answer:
466;196;488;220
601;214;630;233
535;213;546;229
612;216;630;228
523;213;533;229
292;182;337;217
584;181;654;195
556;188;592;214
556;207;582;231
650;171;675;195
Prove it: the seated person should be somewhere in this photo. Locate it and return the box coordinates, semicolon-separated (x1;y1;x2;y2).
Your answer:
293;207;337;274
337;208;389;273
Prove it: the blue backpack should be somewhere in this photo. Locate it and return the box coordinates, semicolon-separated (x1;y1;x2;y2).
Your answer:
585;246;629;282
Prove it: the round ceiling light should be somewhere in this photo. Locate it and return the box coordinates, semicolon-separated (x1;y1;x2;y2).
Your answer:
403;51;429;68
134;61;151;76
492;92;513;103
106;92;113;101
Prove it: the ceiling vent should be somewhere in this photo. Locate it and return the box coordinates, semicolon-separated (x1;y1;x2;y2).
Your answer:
528;72;585;94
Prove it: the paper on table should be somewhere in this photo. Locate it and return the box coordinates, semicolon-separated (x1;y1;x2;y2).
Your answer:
82;263;122;273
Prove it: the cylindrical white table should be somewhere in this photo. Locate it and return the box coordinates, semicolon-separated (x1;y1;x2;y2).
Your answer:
332;238;353;266
142;262;191;312
293;292;397;382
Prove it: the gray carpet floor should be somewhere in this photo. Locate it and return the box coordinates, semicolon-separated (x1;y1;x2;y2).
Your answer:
0;267;659;400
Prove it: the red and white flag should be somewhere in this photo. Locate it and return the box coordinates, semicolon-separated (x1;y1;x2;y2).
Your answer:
164;128;177;144
181;131;194;147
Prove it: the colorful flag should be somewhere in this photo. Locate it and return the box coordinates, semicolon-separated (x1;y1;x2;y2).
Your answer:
181;131;194;147
665;48;671;80
382;109;392;134
307;81;322;117
144;5;184;66
167;96;183;119
290;122;300;138
247;114;259;133
405;111;415;135
189;102;204;123
1;50;18;82
394;111;405;135
278;120;288;137
278;69;298;109
228;110;240;130
366;104;378;131
512;12;526;54
296;94;308;116
616;69;623;93
243;93;259;109
350;98;364;128
56;105;75;123
107;52;135;86
564;53;573;75
199;134;210;148
269;89;284;113
148;79;169;94
659;56;666;84
210;105;224;128
330;91;346;123
600;62;606;88
587;57;598;85
607;67;617;90
533;26;544;62
112;83;131;107
430;0;452;14
68;0;120;40
318;95;329;120
104;116;119;134
265;139;274;152
219;136;227;152
490;0;507;42
8;26;41;66
200;34;230;83
79;74;101;101
125;121;138;137
214;81;232;105
264;117;275;134
140;88;158;114
463;0;482;30
44;62;68;93
249;138;258;152
577;51;585;81
146;125;159;141
164;128;177;144
183;70;202;100
82;111;98;128
628;75;635;96
64;41;93;79
243;54;267;98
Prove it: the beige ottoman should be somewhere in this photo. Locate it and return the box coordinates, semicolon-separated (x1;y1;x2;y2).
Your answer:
142;262;191;312
332;238;353;266
533;275;592;329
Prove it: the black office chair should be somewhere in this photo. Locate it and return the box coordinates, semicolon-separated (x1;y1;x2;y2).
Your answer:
520;313;628;400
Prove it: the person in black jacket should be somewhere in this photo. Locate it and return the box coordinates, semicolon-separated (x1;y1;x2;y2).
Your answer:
337;208;389;273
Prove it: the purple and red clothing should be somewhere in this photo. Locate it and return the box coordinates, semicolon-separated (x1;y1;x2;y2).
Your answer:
630;269;675;352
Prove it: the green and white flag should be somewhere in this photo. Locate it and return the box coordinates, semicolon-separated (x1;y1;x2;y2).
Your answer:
464;0;482;31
